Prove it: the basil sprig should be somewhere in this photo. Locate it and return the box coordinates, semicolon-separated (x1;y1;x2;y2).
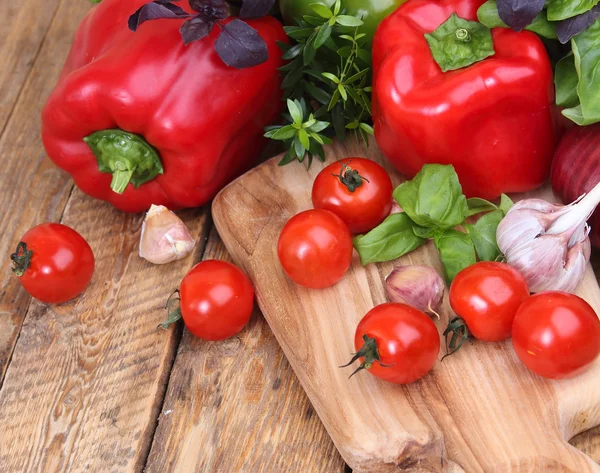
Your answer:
353;164;513;283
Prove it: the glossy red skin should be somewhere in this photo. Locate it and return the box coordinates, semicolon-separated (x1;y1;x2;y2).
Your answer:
277;209;353;289
372;0;558;199
312;158;393;234
355;303;439;384
41;0;286;212
512;292;600;379
180;260;254;341
17;223;95;304
449;262;529;342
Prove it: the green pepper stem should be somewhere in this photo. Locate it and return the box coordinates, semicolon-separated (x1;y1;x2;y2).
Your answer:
84;129;164;195
455;28;471;42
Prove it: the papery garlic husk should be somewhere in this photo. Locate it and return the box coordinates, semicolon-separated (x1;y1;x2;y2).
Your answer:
385;265;444;316
139;205;195;264
497;183;600;293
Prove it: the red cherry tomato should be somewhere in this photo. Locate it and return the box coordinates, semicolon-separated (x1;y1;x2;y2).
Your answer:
277;209;353;289
346;303;440;384
512;291;600;379
312;158;393;234
178;260;254;341
10;223;95;304
449;262;529;342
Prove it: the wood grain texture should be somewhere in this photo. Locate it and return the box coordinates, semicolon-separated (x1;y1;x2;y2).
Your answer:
145;227;347;473
0;190;211;473
0;0;62;135
212;138;600;473
0;0;92;385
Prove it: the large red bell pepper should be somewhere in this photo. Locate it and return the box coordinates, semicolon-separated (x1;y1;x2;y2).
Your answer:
42;0;285;212
372;0;558;199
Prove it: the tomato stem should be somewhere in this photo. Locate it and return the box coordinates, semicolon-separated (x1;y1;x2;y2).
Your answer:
10;242;33;277
340;334;389;378
441;316;472;360
158;290;183;331
332;161;369;193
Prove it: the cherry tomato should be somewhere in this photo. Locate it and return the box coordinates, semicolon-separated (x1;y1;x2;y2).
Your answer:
512;291;600;379
10;223;95;304
278;209;353;289
345;303;440;384
449;262;529;342
178;260;254;341
312;158;393;234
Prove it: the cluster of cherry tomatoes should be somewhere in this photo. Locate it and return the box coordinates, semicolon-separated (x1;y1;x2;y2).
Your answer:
276;158;600;384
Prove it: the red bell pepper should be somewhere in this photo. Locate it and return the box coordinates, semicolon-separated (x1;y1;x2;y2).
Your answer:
372;0;558;200
42;0;286;212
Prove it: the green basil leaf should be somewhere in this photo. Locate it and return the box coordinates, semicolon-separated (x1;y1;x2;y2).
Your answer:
555;53;580;108
547;0;600;22
464;210;504;261
466;197;497;217
567;19;600;125
477;0;558;39
353;213;427;265
425;13;495;72
434;230;477;283
412;225;438;239
499;194;514;215
393;164;468;230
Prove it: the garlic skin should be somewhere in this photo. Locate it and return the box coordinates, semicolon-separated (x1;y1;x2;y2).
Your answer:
385;265;444;316
139;205;195;264
497;185;599;293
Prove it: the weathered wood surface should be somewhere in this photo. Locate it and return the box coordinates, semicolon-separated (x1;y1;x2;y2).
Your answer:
212;138;600;473
145;228;346;473
0;0;91;386
0;0;599;470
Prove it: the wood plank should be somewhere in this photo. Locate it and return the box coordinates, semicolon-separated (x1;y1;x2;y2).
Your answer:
145;227;347;473
0;0;92;385
212;138;600;473
0;190;211;472
0;0;63;135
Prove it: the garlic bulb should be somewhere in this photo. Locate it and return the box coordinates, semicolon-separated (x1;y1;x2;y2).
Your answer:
385;265;444;316
497;182;600;293
139;205;195;264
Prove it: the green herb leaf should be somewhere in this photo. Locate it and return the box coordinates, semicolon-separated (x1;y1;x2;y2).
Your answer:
303;35;317;65
434;230;477;283
284;26;315;40
546;0;600;22
310;3;333;18
298;129;311;149
477;0;558;39
322;72;340;83
393;164;468;229
353;213;427;265
499;194;514;215
466;197;497;217
287;99;303;124
425;13;495;72
314;23;333;48
307;120;329;133
562;19;600;125
278;149;296;166
338;84;348;100
293;136;305;159
336;15;364;27
555;53;580;107
464;210;504;261
264;125;297;140
412;225;438;239
359;122;374;134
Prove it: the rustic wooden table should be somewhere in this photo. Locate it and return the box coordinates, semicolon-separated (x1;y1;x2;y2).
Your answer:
0;2;599;472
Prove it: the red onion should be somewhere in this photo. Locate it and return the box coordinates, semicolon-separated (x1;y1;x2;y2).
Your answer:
551;124;600;247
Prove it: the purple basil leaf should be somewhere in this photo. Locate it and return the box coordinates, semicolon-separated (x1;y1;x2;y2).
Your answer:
129;1;191;31
556;5;600;44
240;0;276;19
188;0;230;20
214;19;268;68
497;0;546;31
180;17;214;44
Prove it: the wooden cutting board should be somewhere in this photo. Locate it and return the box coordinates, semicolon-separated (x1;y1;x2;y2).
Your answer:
211;138;600;473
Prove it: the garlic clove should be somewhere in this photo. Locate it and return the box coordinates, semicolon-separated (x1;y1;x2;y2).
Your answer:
385;265;444;316
139;205;195;264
